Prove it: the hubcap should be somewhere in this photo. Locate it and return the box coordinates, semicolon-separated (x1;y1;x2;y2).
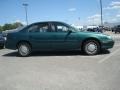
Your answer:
85;42;97;54
19;45;29;56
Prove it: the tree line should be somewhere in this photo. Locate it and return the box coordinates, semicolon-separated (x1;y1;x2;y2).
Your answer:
0;22;24;32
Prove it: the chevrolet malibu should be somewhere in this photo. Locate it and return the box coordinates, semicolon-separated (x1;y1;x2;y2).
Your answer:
5;21;114;56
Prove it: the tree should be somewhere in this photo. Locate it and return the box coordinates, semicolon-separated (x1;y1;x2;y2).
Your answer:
0;26;3;31
12;22;23;29
2;22;24;31
2;24;13;31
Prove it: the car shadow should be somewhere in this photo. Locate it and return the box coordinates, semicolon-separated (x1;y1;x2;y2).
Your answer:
2;50;110;57
0;48;4;50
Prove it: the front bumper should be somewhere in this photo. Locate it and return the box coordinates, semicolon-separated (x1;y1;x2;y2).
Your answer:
101;40;115;49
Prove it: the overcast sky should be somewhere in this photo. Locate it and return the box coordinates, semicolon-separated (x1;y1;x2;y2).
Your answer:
0;0;120;25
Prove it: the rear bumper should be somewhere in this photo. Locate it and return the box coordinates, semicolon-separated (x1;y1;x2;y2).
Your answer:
5;40;17;50
0;41;5;46
101;40;114;49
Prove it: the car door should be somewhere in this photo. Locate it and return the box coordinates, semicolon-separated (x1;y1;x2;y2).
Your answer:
28;22;52;50
50;22;80;50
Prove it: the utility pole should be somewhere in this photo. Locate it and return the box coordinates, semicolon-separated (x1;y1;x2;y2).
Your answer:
78;17;80;26
23;3;28;25
100;0;103;27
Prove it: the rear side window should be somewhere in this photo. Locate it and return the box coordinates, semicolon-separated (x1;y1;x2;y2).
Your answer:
28;23;49;33
28;25;38;32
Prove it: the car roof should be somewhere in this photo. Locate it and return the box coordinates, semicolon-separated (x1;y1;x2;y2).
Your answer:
31;21;66;25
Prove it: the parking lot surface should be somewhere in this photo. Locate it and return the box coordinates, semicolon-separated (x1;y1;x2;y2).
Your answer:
0;33;120;90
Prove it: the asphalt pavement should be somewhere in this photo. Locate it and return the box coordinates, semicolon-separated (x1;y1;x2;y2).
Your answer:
0;32;120;90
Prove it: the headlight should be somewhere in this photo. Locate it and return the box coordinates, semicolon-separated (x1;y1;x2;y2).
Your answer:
99;34;113;40
107;36;112;39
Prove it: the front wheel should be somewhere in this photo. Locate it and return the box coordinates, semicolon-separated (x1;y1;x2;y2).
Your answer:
83;40;100;55
18;42;31;57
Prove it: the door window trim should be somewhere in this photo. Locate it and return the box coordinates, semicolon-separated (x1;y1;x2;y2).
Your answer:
27;22;51;33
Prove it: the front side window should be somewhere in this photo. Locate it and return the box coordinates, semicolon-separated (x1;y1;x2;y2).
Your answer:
28;23;49;33
55;23;69;32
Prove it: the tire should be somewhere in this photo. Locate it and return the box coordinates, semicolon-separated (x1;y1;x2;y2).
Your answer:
18;42;31;57
83;40;100;55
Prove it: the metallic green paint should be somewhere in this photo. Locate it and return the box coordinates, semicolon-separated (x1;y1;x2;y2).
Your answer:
5;21;114;52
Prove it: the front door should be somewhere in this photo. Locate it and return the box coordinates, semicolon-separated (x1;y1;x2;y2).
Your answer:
50;22;79;50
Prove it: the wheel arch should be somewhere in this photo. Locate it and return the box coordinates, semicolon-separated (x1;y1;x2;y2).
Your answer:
16;40;32;49
81;37;101;49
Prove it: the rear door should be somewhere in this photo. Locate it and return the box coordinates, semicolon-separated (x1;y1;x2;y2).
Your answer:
28;22;52;50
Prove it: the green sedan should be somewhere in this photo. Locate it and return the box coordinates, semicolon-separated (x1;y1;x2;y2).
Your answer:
5;21;114;57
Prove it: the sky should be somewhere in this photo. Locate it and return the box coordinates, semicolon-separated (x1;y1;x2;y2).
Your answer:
0;0;120;25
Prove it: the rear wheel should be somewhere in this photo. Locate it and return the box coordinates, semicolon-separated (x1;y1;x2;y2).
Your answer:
18;42;31;57
83;40;100;55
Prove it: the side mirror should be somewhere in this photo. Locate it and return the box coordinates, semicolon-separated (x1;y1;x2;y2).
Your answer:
67;30;72;35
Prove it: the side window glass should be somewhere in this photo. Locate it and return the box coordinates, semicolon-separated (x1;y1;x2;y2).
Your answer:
29;23;49;33
39;24;49;32
56;24;69;32
29;25;39;32
51;24;56;32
